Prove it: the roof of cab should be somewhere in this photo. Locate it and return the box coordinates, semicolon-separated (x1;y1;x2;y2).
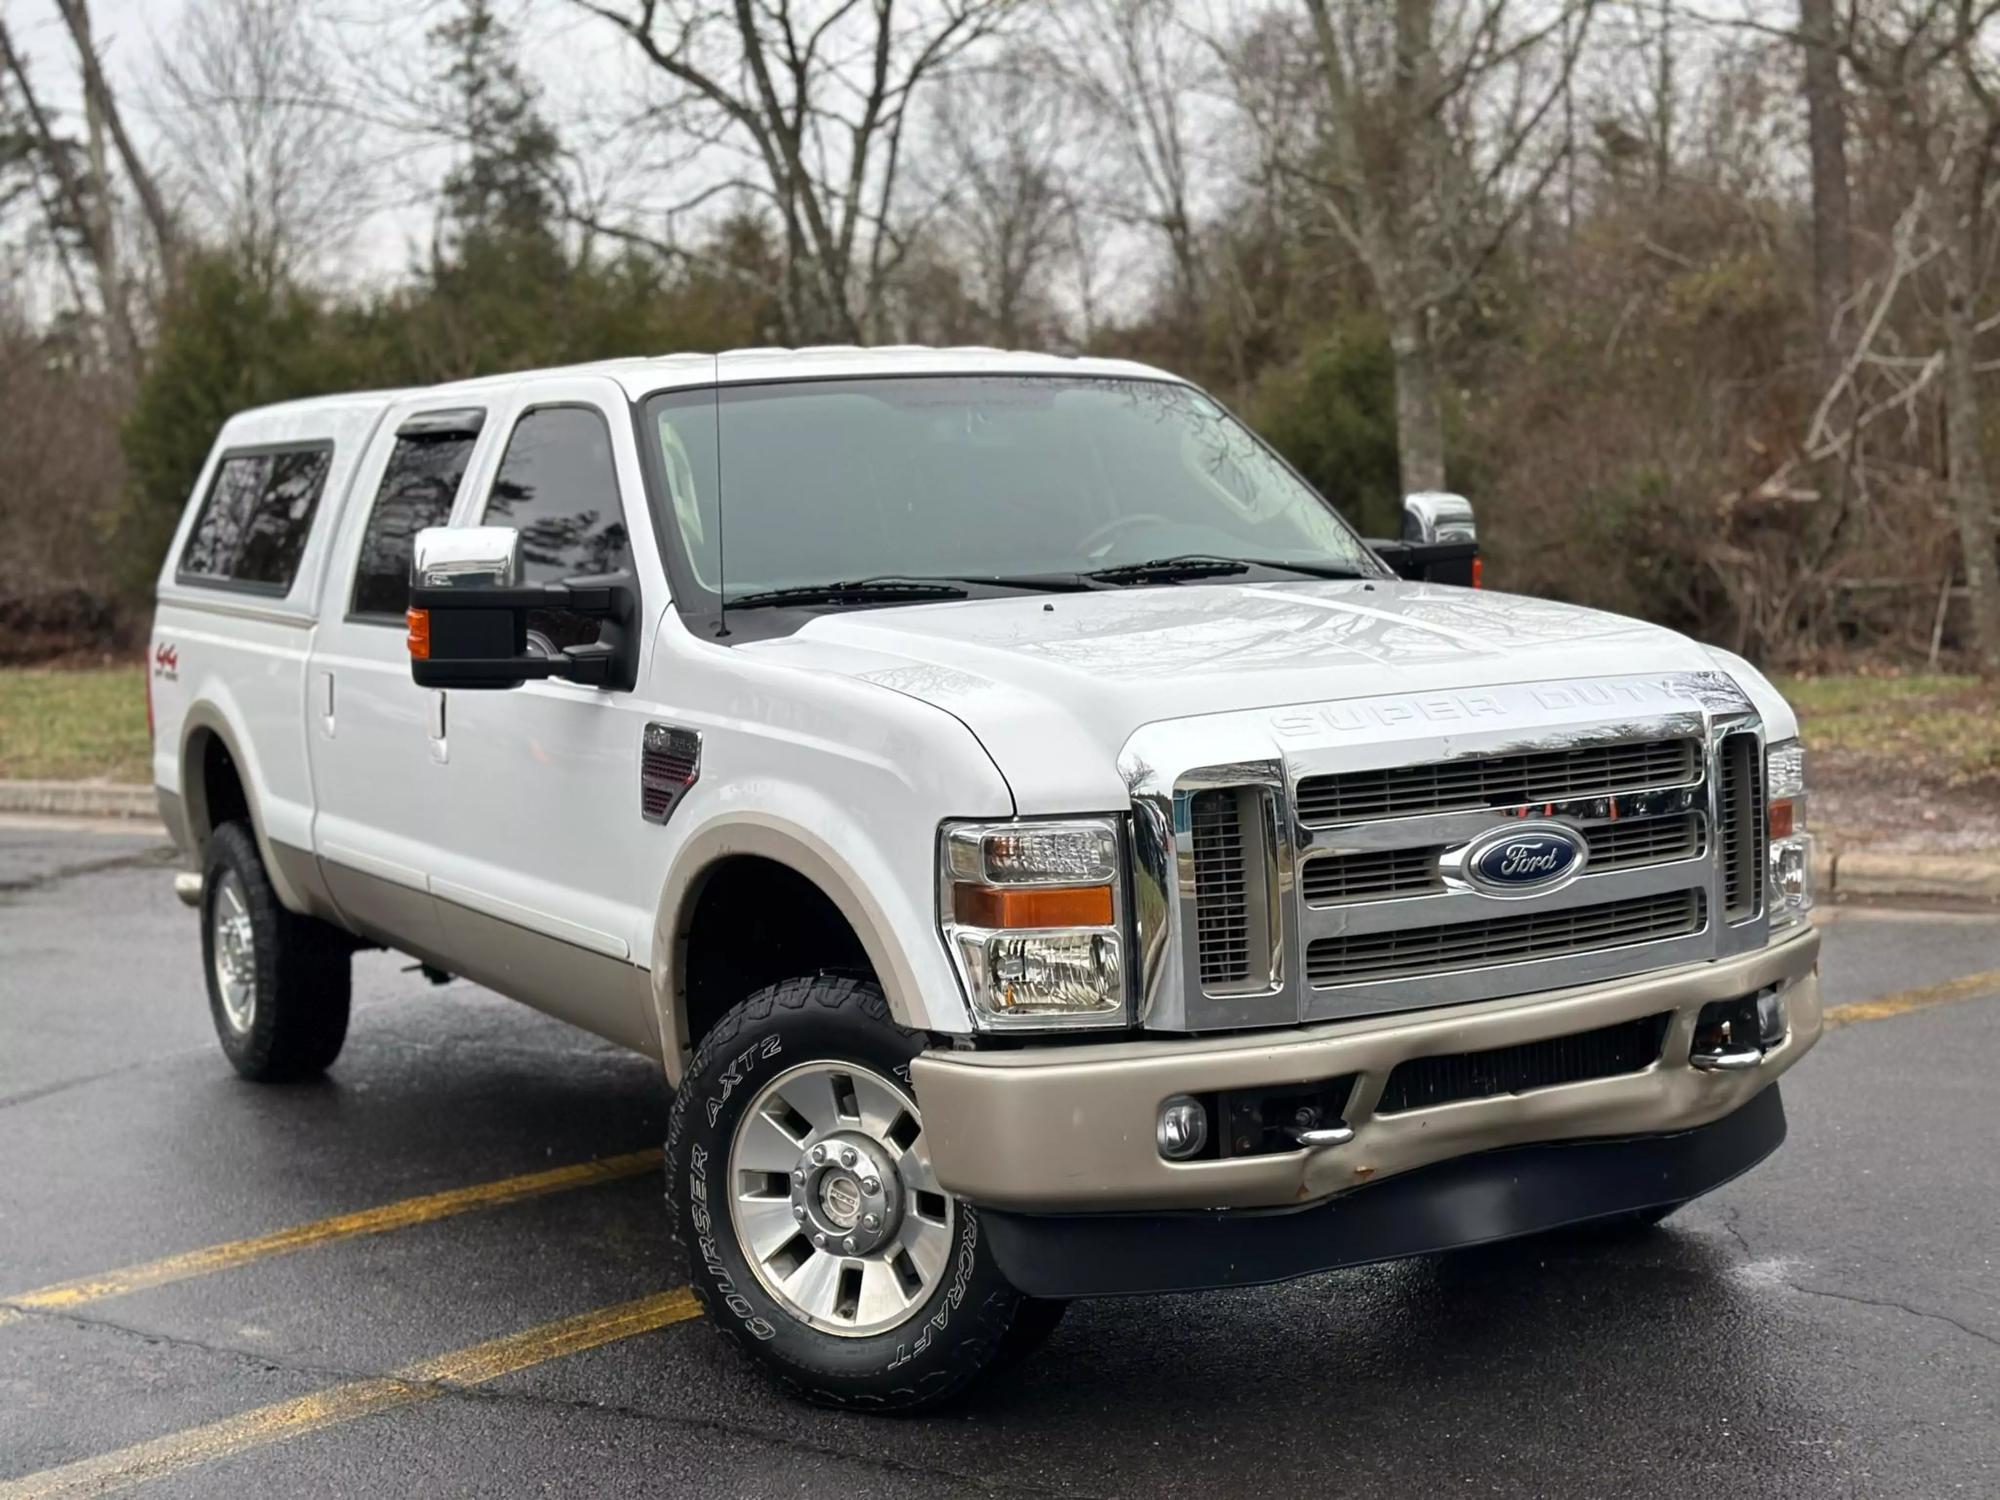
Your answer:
219;346;1186;429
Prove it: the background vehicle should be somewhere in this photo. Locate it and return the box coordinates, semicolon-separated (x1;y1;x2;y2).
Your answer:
150;347;1819;1410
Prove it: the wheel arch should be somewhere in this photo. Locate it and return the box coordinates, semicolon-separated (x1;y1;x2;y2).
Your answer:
177;700;315;914
652;818;944;1087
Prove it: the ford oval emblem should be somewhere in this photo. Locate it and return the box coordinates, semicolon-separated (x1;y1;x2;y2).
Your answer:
1462;824;1584;894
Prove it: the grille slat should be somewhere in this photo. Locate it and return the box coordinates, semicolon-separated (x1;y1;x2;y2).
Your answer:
1191;789;1252;985
1306;890;1705;986
1297;738;1697;826
1376;1013;1673;1113
1719;732;1765;921
1584;812;1704;871
1301;847;1443;904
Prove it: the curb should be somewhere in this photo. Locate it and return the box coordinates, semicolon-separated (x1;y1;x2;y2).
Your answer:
0;780;159;820
1817;846;2000;903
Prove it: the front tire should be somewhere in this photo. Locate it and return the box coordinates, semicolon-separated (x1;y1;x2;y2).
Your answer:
667;974;1043;1412
201;821;351;1081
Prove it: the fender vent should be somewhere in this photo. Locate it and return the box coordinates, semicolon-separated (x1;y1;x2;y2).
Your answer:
641;724;702;824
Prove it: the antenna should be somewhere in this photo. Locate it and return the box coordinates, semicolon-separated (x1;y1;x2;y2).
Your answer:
712;358;729;639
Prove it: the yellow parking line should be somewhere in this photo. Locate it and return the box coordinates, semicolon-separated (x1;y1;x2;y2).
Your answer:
0;1288;702;1500
1823;967;2000;1030
2;1150;657;1318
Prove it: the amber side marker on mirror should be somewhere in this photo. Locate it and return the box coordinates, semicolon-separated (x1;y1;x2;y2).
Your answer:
405;606;431;659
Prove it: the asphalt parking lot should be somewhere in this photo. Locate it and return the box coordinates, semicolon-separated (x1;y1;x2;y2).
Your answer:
2;817;1997;1498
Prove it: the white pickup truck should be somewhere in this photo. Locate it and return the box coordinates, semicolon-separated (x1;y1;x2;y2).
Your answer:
149;347;1819;1410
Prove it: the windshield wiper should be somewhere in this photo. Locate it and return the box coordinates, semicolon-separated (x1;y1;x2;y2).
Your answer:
725;577;970;610
1085;554;1250;585
1087;554;1375;586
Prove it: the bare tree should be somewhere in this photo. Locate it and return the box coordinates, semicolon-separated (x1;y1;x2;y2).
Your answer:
151;0;372;283
1828;1;2000;669
1039;0;1209;337
0;13;141;368
568;0;1017;342
1798;0;1852;379
1295;0;1596;495
53;0;176;281
925;55;1072;345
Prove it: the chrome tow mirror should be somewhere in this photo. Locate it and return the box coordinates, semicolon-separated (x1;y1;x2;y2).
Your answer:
1400;492;1477;545
406;525;638;692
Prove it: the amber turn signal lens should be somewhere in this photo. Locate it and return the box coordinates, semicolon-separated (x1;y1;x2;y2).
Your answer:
1768;798;1795;839
406;607;431;660
952;883;1114;929
1471;557;1484;589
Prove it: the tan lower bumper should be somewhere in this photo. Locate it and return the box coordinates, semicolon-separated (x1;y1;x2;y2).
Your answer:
910;928;1821;1212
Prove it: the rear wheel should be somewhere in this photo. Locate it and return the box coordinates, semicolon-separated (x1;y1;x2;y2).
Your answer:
667;973;1047;1412
201;821;351;1081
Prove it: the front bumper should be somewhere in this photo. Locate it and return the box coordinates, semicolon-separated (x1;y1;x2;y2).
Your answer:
910;926;1819;1213
982;1083;1788;1298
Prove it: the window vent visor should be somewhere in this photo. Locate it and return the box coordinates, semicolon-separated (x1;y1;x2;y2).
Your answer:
1305;890;1705;987
1189;786;1277;993
1295;737;1698;827
1718;731;1766;922
640;724;701;824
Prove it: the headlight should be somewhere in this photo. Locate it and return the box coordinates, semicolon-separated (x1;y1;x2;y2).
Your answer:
939;819;1127;1029
1765;738;1812;929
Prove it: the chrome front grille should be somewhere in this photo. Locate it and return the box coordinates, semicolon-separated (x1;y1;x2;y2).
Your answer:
1126;674;1772;1032
1295;738;1697;827
1305;890;1706;987
1190;788;1252;986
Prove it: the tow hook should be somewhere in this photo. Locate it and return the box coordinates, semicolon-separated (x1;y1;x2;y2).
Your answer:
1690;987;1785;1072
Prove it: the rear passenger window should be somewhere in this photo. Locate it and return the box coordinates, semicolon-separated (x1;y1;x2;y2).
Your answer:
483;408;630;580
179;445;333;591
350;419;480;620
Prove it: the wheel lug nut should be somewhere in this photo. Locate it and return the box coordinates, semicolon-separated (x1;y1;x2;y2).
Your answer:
810;1145;826;1164
861;1176;881;1195
841;1147;858;1168
842;1236;856;1253
813;1232;827;1248
791;1168;805;1185
792;1204;806;1221
862;1213;880;1230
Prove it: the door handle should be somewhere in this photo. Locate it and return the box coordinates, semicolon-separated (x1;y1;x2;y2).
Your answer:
319;671;336;738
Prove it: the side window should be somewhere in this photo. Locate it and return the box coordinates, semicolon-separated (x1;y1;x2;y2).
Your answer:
179;445;333;592
350;421;480;620
483;407;631;581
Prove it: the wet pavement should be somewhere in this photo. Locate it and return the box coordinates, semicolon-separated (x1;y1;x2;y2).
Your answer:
2;817;1996;1497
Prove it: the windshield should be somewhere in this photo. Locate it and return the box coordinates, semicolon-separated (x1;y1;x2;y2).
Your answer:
643;376;1381;603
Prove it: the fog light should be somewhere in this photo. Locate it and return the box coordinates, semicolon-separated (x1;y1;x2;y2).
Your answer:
1157;1095;1208;1160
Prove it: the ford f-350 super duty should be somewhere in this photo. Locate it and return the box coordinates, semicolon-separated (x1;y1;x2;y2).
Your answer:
149;347;1818;1410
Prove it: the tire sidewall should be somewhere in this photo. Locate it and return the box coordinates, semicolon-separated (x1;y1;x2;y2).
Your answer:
201;822;280;1075
668;976;1021;1410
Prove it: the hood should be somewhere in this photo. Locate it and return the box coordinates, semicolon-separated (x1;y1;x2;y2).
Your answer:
743;580;1724;812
